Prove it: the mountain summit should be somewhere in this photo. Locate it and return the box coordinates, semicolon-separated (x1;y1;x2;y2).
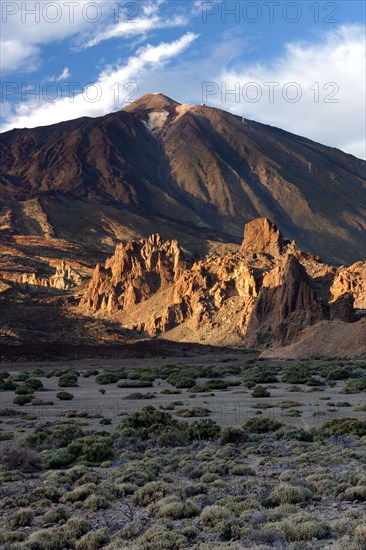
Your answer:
123;92;181;113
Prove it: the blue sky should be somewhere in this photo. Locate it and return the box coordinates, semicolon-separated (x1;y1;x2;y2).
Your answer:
1;0;365;158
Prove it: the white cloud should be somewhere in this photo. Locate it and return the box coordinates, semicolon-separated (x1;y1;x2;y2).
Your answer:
83;14;187;49
56;67;71;81
1;33;198;131
209;25;366;159
0;0;106;73
0;40;40;74
0;0;192;74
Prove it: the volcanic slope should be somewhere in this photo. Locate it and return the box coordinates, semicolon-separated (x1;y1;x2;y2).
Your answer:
1;93;365;265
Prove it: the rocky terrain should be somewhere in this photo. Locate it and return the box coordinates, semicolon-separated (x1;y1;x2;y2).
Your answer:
0;94;365;356
1;93;365;265
79;218;366;357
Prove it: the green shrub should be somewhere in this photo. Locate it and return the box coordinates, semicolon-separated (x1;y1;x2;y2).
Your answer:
268;484;313;505
26;517;91;550
0;379;17;391
58;373;78;387
244;366;278;387
155;497;201;519
343;485;366;501
243;417;283;434
186;419;221;440
167;374;196;388
0;531;27;544
136;525;188;549
46;448;76;469
346;377;366;392
57;391;74;401
221;427;248;445
61;483;98;504
200;504;233;526
133;481;171;506
175;407;210;417
46;435;113;468
355;524;366;549
84;494;110;511
320;418;366;437
75;528;110;550
25;528;70;549
11;372;30;382
10;507;34;527
282;366;312;384
274;517;331;541
230;465;256;476
82;370;99;378
203;379;229;390
25;378;44;390
44;507;70;524
95;372;120;385
13;394;32;406
119;406;177;436
14;386;33;395
251;386;271;398
156;426;188;448
124;392;156;400
0;432;13;441
66;517;92;539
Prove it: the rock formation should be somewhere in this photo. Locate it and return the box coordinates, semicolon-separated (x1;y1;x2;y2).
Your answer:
244;254;329;346
330;262;366;309
80;234;185;313
241;218;288;258
79;217;365;353
20;261;83;290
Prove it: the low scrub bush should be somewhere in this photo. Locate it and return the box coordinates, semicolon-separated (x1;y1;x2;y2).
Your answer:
58;373;78;387
0;379;17;391
167;374;196;388
136;524;189;549
319;418;366;437
57;391;74;401
13;394;32;406
175;407;210;417
15;386;33;395
343;485;366;501
0;531;27;544
243;417;283;434
25;378;44;390
95;372;120;385
355;524;366;549
44;507;70;524
272;516;331;542
201;504;234;526
75;528;110;550
10;507;34;527
154;496;201;519
251;386;271;398
186;419;221;440
267;484;313;506
46;435;114;468
133;481;171;506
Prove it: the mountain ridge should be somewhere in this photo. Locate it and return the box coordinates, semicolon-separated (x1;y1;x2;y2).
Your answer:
1;92;365;264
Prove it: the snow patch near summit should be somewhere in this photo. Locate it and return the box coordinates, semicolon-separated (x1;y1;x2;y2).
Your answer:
144;110;169;133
